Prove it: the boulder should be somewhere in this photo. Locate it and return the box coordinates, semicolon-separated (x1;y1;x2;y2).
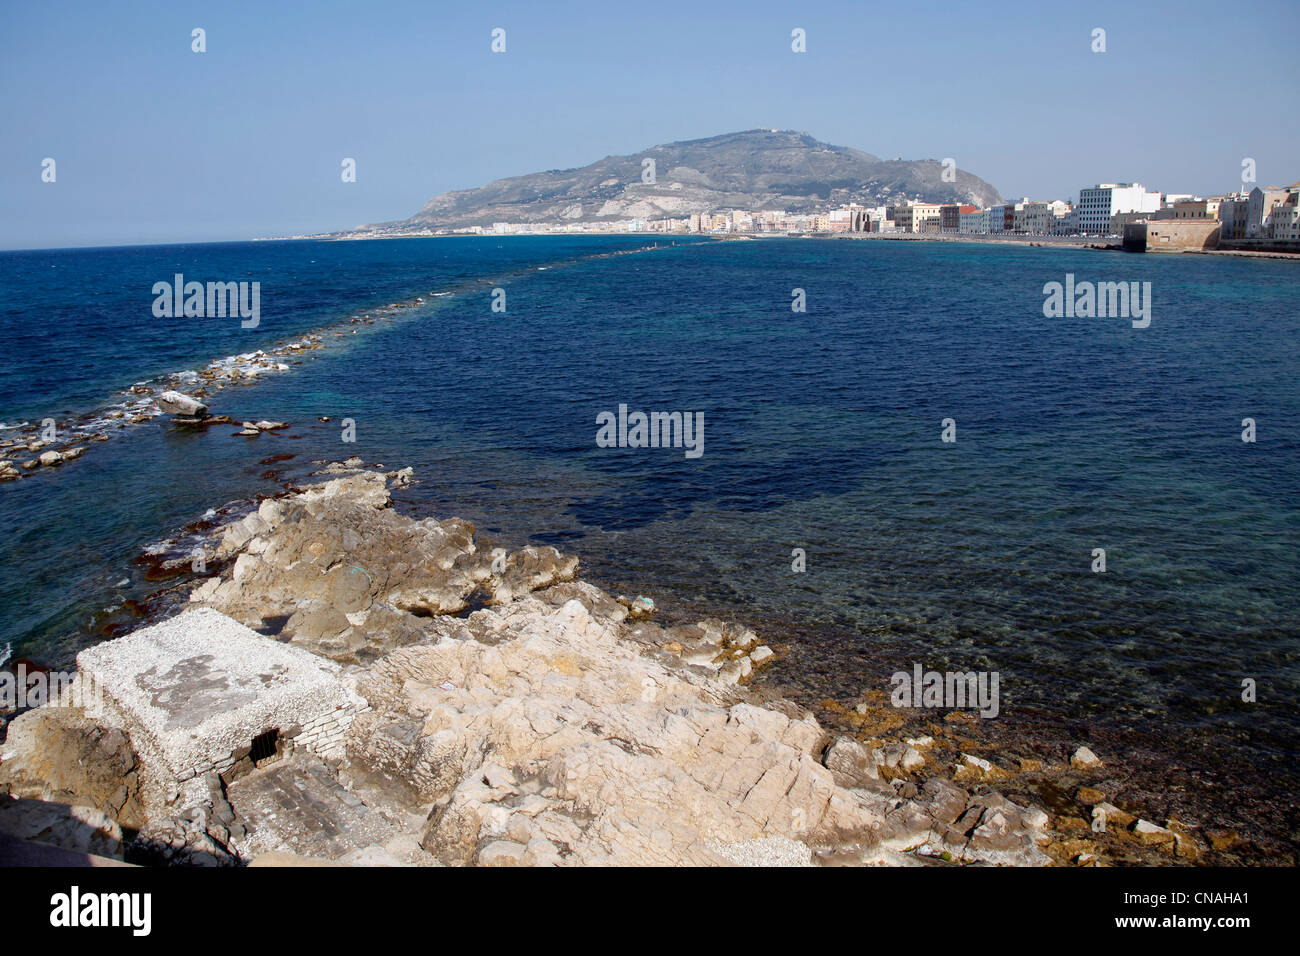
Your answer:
1131;819;1176;849
156;390;209;417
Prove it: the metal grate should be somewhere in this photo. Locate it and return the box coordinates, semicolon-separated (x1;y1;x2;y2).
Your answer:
249;728;280;766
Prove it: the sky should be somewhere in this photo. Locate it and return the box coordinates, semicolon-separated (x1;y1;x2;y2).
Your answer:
2;0;1297;250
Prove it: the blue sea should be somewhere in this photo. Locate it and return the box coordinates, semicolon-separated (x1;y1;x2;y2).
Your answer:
2;235;1297;852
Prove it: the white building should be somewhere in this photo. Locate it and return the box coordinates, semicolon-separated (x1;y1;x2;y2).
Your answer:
1077;183;1161;235
828;209;854;232
959;209;989;234
1267;191;1300;240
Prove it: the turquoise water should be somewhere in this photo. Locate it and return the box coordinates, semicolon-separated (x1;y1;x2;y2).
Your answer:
2;236;1297;848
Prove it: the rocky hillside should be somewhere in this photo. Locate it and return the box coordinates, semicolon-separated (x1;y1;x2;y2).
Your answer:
347;129;1003;234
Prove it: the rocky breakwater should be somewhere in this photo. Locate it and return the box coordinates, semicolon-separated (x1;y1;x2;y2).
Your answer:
0;381;292;484
1;465;1055;866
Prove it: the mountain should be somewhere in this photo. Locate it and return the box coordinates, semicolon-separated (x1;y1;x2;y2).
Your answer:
346;129;1003;234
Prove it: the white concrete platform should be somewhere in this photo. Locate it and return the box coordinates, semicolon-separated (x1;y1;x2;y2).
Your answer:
76;608;367;783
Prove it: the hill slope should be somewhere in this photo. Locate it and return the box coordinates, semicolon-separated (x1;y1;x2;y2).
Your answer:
351;129;1003;234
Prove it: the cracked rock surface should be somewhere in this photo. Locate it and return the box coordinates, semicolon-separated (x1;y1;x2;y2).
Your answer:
1;465;1053;866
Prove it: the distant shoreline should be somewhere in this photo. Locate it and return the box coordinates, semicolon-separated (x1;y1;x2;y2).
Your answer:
263;229;1300;260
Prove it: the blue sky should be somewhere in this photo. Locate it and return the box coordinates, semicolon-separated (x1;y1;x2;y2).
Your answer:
2;0;1296;249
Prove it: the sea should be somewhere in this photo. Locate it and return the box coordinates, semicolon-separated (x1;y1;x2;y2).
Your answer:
2;235;1297;856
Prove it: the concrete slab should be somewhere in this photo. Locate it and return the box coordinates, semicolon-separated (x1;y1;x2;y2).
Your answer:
76;608;367;785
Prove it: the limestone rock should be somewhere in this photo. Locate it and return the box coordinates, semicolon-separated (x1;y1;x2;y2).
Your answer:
157;390;209;417
58;460;1058;868
1070;746;1103;769
823;738;881;788
1092;802;1135;830
0;704;146;829
1131;819;1176;848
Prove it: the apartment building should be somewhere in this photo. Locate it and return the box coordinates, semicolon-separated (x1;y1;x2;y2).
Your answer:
1077;183;1161;234
1016;200;1071;234
1265;189;1300;240
1246;186;1292;238
887;202;943;233
939;204;977;232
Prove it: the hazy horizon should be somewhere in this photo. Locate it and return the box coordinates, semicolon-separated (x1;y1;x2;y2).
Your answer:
3;0;1297;250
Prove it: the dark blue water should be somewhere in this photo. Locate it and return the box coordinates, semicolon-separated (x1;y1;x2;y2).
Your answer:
2;236;1297;848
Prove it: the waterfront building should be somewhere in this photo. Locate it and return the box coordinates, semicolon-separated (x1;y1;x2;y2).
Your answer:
1246;186;1291;237
1077;183;1161;234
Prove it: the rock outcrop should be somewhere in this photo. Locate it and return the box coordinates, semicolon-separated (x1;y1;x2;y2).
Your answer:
0;706;146;829
2;464;1053;867
189;471;579;662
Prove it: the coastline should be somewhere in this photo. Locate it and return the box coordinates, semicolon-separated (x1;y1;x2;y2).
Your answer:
828;230;1300;260
0;462;1240;866
287;228;1300;262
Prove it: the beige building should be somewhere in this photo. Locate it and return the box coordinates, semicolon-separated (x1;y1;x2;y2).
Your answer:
887;202;942;233
1246;186;1290;237
1169;198;1220;219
